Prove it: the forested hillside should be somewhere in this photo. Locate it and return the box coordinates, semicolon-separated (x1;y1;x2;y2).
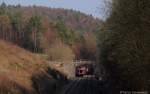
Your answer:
0;3;101;93
8;5;101;33
0;3;102;61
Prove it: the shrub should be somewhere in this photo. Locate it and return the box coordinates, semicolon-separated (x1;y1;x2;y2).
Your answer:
46;42;75;61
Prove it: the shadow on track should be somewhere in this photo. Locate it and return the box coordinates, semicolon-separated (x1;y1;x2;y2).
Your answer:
60;78;112;94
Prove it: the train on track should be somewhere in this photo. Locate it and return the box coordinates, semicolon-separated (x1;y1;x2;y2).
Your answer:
75;63;94;77
75;62;103;81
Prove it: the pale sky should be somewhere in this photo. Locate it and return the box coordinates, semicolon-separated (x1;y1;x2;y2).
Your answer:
0;0;107;19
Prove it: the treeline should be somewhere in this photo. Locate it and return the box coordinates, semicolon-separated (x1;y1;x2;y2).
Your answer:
98;0;150;92
0;3;101;61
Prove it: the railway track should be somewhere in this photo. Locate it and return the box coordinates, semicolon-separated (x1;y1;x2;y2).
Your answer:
60;77;108;94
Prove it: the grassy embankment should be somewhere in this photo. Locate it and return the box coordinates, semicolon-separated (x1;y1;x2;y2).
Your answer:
0;40;68;94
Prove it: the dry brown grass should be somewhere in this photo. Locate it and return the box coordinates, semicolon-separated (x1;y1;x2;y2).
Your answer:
0;40;48;93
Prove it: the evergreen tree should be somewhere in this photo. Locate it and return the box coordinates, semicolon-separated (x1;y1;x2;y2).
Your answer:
99;0;150;91
26;15;43;52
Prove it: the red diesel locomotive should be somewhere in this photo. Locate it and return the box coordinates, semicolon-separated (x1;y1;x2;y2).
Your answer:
75;64;94;77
